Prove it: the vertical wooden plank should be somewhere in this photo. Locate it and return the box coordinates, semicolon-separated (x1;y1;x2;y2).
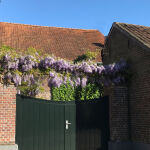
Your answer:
54;104;65;150
20;97;24;150
44;103;50;150
38;102;45;150
70;104;76;150
15;96;19;146
49;103;55;150
21;97;24;150
22;99;30;150
65;104;70;150
38;102;42;150
29;100;34;150
15;95;22;150
65;103;76;150
41;103;46;150
24;98;33;150
59;104;65;150
22;99;25;150
54;104;58;150
86;129;89;149
33;102;39;150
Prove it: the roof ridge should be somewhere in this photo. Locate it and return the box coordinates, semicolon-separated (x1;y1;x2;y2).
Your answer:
0;22;99;32
115;22;150;28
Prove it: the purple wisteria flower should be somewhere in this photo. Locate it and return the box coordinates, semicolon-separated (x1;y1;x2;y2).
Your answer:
49;72;55;78
113;63;121;72
5;72;12;80
12;74;22;86
81;77;87;88
18;55;37;72
0;50;128;91
108;63;116;73
40;57;55;69
78;62;92;73
22;75;30;82
22;65;29;72
84;65;92;73
48;75;63;88
90;65;97;73
63;76;68;84
30;74;35;85
19;56;25;65
3;55;11;62
8;62;18;70
33;62;39;68
97;66;105;74
68;78;74;87
74;77;81;87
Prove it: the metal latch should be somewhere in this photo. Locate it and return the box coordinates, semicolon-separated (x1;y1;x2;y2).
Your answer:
66;120;71;130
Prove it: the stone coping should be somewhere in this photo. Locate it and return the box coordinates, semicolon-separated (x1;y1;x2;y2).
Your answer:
0;145;18;150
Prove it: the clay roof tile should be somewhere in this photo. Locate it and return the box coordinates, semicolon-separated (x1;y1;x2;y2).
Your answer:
0;22;104;61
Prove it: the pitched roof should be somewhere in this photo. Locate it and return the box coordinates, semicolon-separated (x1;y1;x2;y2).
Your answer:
111;22;150;50
0;22;104;61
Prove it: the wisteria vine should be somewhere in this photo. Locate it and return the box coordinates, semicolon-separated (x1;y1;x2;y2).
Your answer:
0;46;129;97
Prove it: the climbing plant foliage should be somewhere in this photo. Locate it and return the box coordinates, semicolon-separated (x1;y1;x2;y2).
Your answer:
0;45;129;100
73;50;98;64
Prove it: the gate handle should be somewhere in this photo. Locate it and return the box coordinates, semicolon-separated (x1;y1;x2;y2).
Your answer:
66;120;71;130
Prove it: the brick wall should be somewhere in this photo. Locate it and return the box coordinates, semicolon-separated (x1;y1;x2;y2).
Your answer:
0;84;17;145
104;86;129;141
104;28;150;143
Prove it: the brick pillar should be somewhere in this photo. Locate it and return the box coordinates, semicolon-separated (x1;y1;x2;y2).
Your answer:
0;83;18;150
110;86;129;141
104;86;129;141
105;86;131;150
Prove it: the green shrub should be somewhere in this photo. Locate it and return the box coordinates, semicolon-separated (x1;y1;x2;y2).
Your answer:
51;81;75;101
75;83;103;100
51;82;103;101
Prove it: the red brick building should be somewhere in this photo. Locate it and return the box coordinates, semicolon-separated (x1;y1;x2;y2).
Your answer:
104;22;150;150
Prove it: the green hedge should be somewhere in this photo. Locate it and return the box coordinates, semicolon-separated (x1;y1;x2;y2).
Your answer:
51;82;103;101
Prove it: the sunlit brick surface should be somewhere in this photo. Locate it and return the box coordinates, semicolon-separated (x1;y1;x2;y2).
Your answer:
0;84;16;144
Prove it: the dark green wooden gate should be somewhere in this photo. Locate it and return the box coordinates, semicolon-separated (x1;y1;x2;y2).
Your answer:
16;95;109;150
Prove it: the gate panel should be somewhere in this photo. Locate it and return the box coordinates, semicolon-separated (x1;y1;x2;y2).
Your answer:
76;97;109;150
16;95;66;150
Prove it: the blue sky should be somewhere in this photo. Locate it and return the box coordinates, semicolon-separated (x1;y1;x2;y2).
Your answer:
0;0;149;35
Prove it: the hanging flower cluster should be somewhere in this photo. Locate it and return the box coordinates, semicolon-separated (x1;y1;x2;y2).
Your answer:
0;46;128;96
46;59;128;88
